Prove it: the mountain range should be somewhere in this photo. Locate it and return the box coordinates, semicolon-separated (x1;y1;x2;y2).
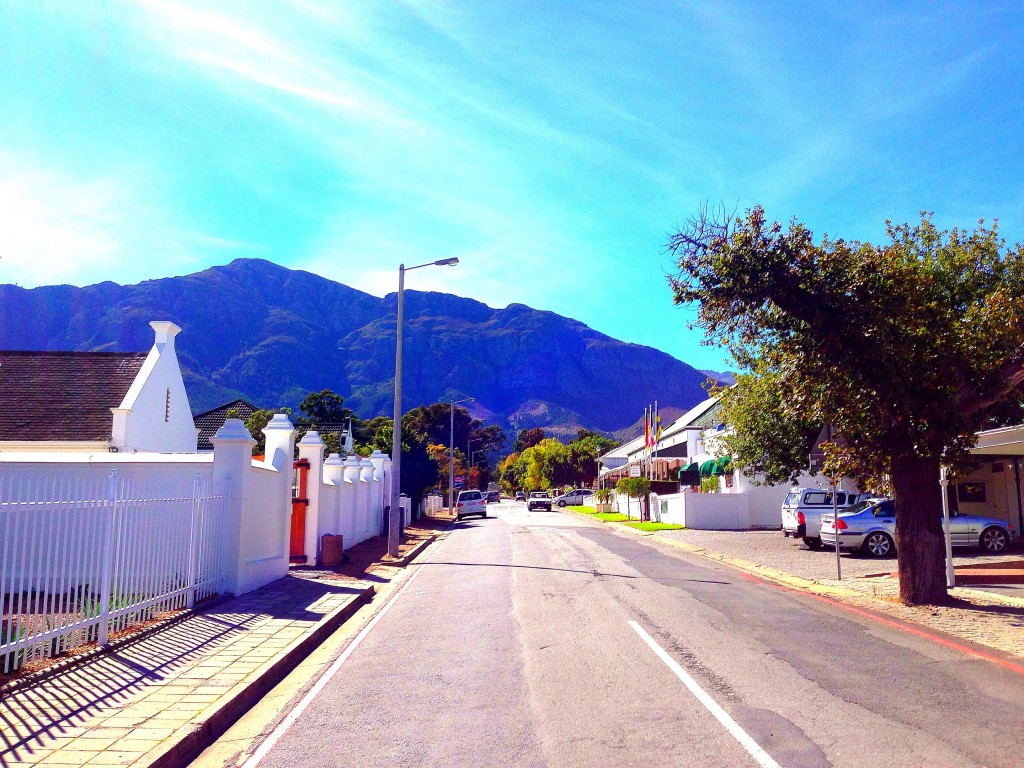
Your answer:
0;259;718;439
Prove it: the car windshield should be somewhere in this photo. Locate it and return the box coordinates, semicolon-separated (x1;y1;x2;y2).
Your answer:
530;492;549;498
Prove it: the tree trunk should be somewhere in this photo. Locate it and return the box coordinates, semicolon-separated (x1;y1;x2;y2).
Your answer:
892;453;948;605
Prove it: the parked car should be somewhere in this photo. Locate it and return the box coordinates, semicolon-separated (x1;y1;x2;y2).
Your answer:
552;488;589;507
820;499;1017;557
485;490;501;504
515;492;526;501
455;490;487;520
781;488;869;548
527;491;552;511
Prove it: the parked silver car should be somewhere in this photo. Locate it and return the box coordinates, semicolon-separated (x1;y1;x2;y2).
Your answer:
820;498;1017;557
552;488;589;507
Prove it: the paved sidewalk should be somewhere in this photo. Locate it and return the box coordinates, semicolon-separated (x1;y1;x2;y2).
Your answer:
0;575;373;768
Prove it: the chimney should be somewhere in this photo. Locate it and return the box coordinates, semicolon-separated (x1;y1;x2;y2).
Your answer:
150;321;181;352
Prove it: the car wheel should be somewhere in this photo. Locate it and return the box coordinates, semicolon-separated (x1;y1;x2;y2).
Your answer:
482;511;488;518
803;537;822;550
557;500;566;507
862;531;894;558
980;526;1008;553
456;515;463;521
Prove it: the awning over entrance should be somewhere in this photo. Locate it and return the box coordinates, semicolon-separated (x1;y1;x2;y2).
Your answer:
972;425;1024;456
699;459;718;477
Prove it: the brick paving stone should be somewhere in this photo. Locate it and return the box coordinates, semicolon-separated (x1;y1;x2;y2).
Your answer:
1;574;371;767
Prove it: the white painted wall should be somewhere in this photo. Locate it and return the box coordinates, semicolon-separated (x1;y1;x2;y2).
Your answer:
296;432;391;565
112;321;197;453
1;415;297;598
655;491;751;529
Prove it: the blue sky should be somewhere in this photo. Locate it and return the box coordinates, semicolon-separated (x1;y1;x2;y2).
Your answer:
2;2;1022;372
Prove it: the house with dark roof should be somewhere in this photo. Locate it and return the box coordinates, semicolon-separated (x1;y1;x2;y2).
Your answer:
0;321;197;453
194;398;261;451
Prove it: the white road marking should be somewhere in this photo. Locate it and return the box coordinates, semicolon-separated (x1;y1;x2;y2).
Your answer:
242;544;439;768
628;620;782;768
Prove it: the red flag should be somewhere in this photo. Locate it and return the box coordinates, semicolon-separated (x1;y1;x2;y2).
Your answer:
644;408;650;447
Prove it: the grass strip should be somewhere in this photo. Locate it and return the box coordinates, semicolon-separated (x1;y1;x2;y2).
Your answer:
592;512;630;522
623;521;685;532
567;505;597;514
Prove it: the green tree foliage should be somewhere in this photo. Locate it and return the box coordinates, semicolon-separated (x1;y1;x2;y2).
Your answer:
668;205;1024;605
499;432;619;492
615;476;651;520
297;389;355;426
243;408;279;456
512;427;547;454
713;365;821;486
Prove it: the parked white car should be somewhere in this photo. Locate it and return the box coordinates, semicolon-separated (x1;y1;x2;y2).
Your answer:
455;490;487;520
781;488;869;549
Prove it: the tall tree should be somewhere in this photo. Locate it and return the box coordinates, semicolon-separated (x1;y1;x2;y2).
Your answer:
668;205;1024;605
512;427;547;454
297;389;355;426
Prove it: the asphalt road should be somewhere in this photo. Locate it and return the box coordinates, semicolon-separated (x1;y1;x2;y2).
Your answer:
252;501;1024;768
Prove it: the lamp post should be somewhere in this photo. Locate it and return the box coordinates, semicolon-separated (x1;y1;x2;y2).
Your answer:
467;438;480;488
390;256;459;557
449;397;474;515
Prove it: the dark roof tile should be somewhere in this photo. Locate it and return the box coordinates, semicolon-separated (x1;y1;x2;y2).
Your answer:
193;399;261;451
0;352;148;442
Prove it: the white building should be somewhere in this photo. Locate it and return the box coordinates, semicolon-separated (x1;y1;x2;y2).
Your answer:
598;396;852;530
0;320;197;453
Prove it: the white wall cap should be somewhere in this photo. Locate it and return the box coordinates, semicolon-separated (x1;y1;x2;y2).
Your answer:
263;413;295;433
324;453;344;466
213;418;255;442
299;430;324;445
343;455;361;467
359;458;374;467
149;321;181;349
369;449;386;459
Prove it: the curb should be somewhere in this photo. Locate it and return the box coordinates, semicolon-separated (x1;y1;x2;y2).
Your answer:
382;533;438;568
142;583;375;768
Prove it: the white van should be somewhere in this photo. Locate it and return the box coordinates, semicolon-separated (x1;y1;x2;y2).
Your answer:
781;488;867;548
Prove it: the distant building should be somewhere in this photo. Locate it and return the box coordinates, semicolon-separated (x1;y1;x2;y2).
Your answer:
193;398;261;451
0;321;197;453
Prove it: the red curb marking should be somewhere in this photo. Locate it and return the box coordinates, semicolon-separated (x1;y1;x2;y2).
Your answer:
737;572;1024;677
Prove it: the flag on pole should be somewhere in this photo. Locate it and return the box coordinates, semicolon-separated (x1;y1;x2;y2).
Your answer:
655;402;662;445
644;406;651;448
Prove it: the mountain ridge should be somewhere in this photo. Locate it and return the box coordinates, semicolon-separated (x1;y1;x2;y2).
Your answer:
0;258;716;438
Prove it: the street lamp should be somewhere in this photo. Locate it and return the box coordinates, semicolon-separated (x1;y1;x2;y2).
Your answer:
390;256;459;557
467;437;480;488
449;397;475;515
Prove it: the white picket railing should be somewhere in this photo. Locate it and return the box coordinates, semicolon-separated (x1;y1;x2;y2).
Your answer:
0;469;227;673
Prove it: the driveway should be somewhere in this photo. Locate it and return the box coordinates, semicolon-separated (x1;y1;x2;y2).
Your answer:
652;527;1024;581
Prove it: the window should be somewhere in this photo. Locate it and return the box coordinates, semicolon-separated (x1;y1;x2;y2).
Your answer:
803;492;828;505
874;501;895;517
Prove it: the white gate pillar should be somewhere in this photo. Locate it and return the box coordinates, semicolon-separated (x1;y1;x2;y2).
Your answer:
298;431;325;566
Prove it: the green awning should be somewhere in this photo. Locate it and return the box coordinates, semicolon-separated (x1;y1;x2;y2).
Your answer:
713;456;732;475
678;462;698;481
699;459;718;477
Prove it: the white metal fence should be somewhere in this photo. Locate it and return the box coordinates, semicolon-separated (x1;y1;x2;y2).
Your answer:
1;469;227;673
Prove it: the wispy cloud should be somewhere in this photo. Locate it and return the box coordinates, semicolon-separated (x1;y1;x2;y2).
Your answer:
0;152;251;288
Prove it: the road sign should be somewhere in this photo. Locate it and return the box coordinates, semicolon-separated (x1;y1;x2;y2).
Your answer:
454;476;465;488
